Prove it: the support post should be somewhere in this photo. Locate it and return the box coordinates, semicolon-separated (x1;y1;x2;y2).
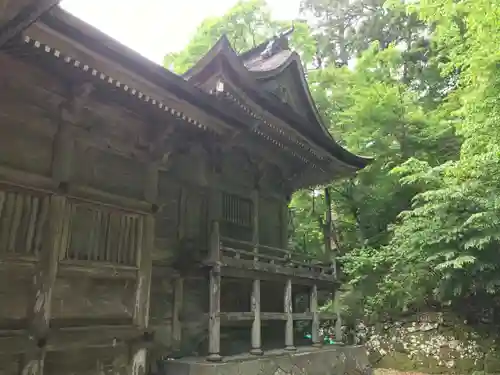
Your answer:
334;289;343;344
324;187;337;278
250;279;263;355
284;279;295;351
207;220;222;362
52;114;74;185
209;220;220;261
20;351;46;375
130;348;148;375
130;215;153;375
129;159;156;375
207;188;222;245
251;189;259;261
26;195;67;374
172;277;184;350
310;284;321;347
207;264;222;362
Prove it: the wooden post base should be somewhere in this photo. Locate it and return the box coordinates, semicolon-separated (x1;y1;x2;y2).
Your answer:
250;348;263;356
206;353;222;362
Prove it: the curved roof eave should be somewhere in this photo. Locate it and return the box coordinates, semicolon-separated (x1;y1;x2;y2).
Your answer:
184;36;372;170
249;53;373;168
183;34;233;80
246;52;335;141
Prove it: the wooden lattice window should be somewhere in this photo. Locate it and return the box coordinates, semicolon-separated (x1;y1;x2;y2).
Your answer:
221;193;252;228
65;201;142;266
0;187;50;257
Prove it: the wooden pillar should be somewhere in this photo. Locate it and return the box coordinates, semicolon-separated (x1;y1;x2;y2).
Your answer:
207;221;221;362
251;189;259;257
129;160;156;375
130;348;147;375
209;220;220;261
250;279;263;355
208;188;222;241
144;162;160;204
310;284;321;347
172;277;184;350
20;351;46;375
284;279;295;351
324;187;337;278
207;264;221;362
52;116;74;185
130;215;153;375
28;195;68;346
26;195;68;374
334;289;343;343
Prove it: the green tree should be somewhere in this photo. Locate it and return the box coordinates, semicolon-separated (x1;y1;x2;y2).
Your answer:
162;0;500;322
164;0;315;73
341;0;500;317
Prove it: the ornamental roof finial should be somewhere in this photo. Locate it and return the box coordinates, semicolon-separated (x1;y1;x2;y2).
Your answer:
260;24;295;59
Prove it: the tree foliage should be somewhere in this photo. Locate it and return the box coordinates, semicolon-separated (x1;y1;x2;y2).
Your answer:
163;0;316;73
165;0;500;321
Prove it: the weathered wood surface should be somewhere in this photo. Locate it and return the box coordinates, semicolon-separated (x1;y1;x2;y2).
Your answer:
310;284;321;347
0;325;146;355
44;347;129;375
172;277;184;349
0;51;155;374
19;350;45;375
0;0;60;47
284;279;295;351
250;278;263;355
0;19;351;371
207;264;221;362
50;277;136;319
28;195;66;342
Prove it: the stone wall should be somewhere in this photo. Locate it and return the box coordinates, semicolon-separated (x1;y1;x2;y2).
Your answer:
161;345;371;375
361;312;500;374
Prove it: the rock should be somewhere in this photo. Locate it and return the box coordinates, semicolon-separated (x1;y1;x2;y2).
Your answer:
484;351;500;373
360;312;499;374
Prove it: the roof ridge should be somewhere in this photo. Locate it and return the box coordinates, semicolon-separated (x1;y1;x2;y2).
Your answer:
239;25;295;60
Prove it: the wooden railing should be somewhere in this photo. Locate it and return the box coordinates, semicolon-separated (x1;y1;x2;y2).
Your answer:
205;221;341;362
203;311;338;322
219;236;336;277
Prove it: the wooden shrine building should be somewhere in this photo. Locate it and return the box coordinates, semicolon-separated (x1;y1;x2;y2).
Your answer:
0;6;370;375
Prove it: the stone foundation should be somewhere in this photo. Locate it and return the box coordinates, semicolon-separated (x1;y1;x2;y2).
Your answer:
161;345;371;375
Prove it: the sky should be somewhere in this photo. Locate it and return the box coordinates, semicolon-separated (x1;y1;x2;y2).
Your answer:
60;0;301;65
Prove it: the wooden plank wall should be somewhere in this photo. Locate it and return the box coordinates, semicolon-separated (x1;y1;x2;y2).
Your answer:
0;51;155;375
0;43;292;372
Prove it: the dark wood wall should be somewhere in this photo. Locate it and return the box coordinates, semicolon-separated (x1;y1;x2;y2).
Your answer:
0;44;290;372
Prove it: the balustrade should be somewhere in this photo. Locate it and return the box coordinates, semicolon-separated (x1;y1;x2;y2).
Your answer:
218;236;336;277
205;220;341;361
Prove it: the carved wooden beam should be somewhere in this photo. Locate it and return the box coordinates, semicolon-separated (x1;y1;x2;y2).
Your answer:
0;0;61;47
